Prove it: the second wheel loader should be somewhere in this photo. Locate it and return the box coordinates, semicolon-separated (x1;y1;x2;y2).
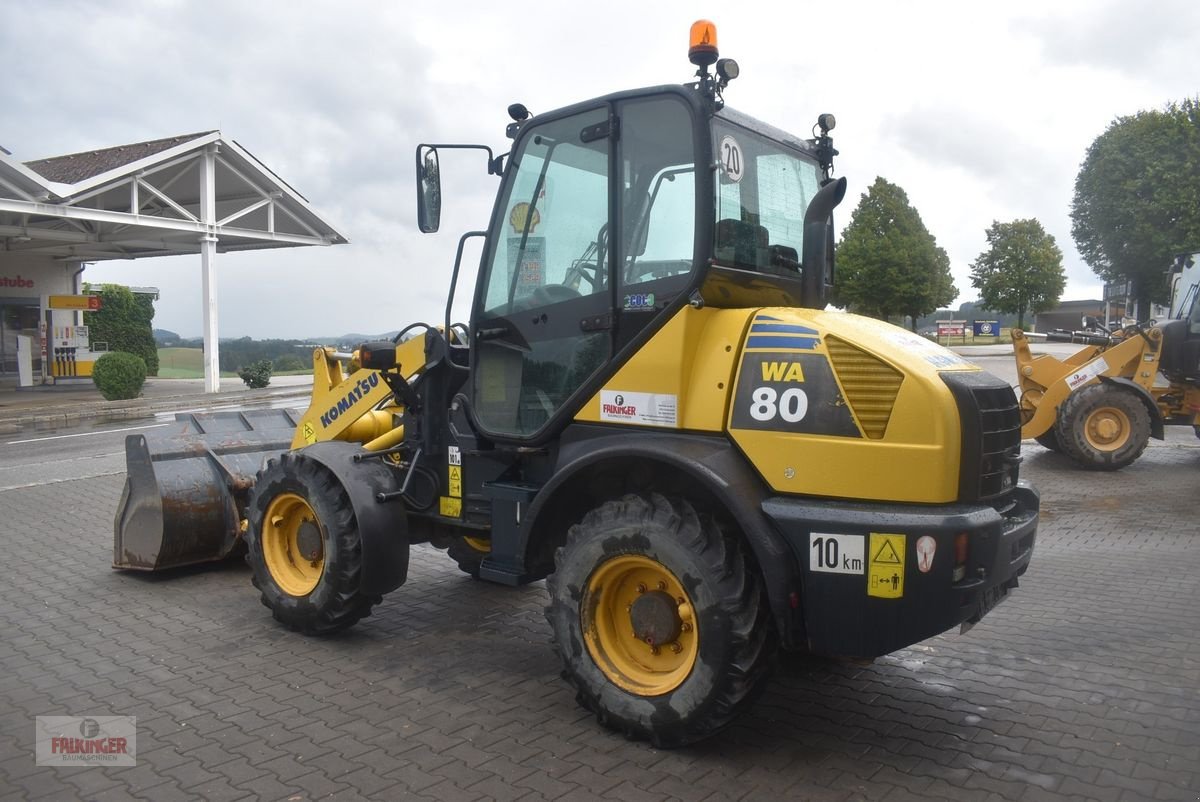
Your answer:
1012;250;1200;470
112;22;1039;746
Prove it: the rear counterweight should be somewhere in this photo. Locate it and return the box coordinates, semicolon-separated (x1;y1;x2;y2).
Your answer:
765;484;1038;658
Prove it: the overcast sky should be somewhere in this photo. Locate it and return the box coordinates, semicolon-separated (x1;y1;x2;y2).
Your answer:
3;0;1197;339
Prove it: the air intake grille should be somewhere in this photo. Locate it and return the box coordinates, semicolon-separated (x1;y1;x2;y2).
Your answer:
824;336;904;439
973;384;1023;500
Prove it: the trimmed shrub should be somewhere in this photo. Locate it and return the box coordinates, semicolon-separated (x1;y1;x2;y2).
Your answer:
92;351;147;401
238;360;273;389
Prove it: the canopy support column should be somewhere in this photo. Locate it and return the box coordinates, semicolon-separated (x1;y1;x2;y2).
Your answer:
199;145;220;393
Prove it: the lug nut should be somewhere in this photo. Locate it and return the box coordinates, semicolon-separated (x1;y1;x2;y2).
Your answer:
681;622;692;633
636;583;647;594
650;646;660;656
671;642;683;653
657;581;667;591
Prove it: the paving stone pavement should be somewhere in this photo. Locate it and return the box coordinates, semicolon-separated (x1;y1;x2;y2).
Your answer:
1;440;1198;801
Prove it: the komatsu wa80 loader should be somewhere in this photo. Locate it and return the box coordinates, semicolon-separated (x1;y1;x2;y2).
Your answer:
114;21;1038;746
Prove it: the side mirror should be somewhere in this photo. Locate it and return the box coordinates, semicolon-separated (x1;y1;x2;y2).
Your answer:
416;145;441;233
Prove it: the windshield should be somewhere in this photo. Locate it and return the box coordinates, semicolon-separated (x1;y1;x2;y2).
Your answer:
712;120;821;274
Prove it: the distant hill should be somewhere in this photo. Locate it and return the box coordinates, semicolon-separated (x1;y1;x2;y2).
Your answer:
315;331;402;347
153;328;181;346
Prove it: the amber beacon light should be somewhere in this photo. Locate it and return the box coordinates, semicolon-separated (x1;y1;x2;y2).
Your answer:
688;19;719;66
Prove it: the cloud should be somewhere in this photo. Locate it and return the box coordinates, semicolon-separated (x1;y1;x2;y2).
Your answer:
5;0;1189;337
1016;0;1200;83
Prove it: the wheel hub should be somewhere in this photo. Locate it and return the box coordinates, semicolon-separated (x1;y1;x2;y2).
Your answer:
296;520;323;562
630;591;682;646
1086;406;1129;449
582;554;699;696
261;492;325;597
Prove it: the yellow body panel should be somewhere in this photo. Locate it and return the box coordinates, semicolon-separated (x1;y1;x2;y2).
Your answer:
728;310;972;504
575;307;750;432
578;305;980;505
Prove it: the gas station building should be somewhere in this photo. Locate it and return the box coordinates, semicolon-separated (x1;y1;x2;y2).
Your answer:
0;132;346;391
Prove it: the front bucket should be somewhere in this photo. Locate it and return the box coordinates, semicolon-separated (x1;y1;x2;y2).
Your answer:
113;409;300;571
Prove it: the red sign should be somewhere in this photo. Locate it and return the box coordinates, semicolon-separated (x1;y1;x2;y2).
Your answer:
937;320;966;336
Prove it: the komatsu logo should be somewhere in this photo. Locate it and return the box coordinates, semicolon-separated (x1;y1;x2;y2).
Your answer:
320;373;380;427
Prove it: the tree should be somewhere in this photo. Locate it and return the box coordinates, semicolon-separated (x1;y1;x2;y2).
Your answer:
832;177;957;329
969;219;1066;329
1071;98;1200;318
82;284;159;375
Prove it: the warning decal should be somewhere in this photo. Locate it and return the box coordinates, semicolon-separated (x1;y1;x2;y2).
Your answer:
867;533;906;598
302;422;316;445
439;496;462;517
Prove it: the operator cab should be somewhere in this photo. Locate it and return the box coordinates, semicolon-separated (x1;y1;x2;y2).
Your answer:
419;25;845;444
1160;252;1200;380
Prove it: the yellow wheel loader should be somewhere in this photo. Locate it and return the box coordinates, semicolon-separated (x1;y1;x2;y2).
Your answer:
1012;251;1200;470
112;22;1039;746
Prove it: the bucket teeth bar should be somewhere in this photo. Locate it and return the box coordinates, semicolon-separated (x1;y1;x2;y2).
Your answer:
113;409;300;571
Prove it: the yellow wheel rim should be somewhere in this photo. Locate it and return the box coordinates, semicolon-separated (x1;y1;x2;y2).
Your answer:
1084;406;1131;452
262;493;325;597
463;536;491;553
582;554;698;696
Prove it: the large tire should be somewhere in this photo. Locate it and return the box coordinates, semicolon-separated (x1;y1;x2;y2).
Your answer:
245;451;380;635
1054;383;1151;471
447;536;490;578
545;494;775;747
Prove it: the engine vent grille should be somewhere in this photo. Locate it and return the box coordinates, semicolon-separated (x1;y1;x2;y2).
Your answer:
824;336;904;439
971;384;1024;501
941;371;1024;504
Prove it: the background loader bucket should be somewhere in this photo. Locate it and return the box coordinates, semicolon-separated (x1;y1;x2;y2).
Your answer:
113;409;300;571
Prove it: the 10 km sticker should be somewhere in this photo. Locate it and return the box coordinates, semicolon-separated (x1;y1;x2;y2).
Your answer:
808;533;864;574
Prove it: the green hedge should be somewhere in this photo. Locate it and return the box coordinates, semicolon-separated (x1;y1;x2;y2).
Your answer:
238;359;273;389
92;352;147;401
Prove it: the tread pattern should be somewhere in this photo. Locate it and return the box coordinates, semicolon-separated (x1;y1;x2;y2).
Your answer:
545;493;775;747
1054;383;1151;471
246;452;380;636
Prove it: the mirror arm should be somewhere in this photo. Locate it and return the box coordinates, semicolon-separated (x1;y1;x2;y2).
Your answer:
419;143;503;175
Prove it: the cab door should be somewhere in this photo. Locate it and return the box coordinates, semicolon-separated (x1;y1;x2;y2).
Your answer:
471;106;614;440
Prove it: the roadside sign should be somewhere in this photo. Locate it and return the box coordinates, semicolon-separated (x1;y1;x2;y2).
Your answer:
936;320;966;337
973;320;999;337
48;295;101;310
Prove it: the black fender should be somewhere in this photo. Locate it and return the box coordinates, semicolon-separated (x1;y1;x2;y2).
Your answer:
1099;376;1165;440
521;428;806;648
295;441;410;595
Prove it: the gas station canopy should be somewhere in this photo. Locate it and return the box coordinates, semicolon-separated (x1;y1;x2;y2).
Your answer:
0;131;347;390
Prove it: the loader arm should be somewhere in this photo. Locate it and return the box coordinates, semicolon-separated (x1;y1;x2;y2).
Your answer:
291;336;430;449
1012;327;1165;438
